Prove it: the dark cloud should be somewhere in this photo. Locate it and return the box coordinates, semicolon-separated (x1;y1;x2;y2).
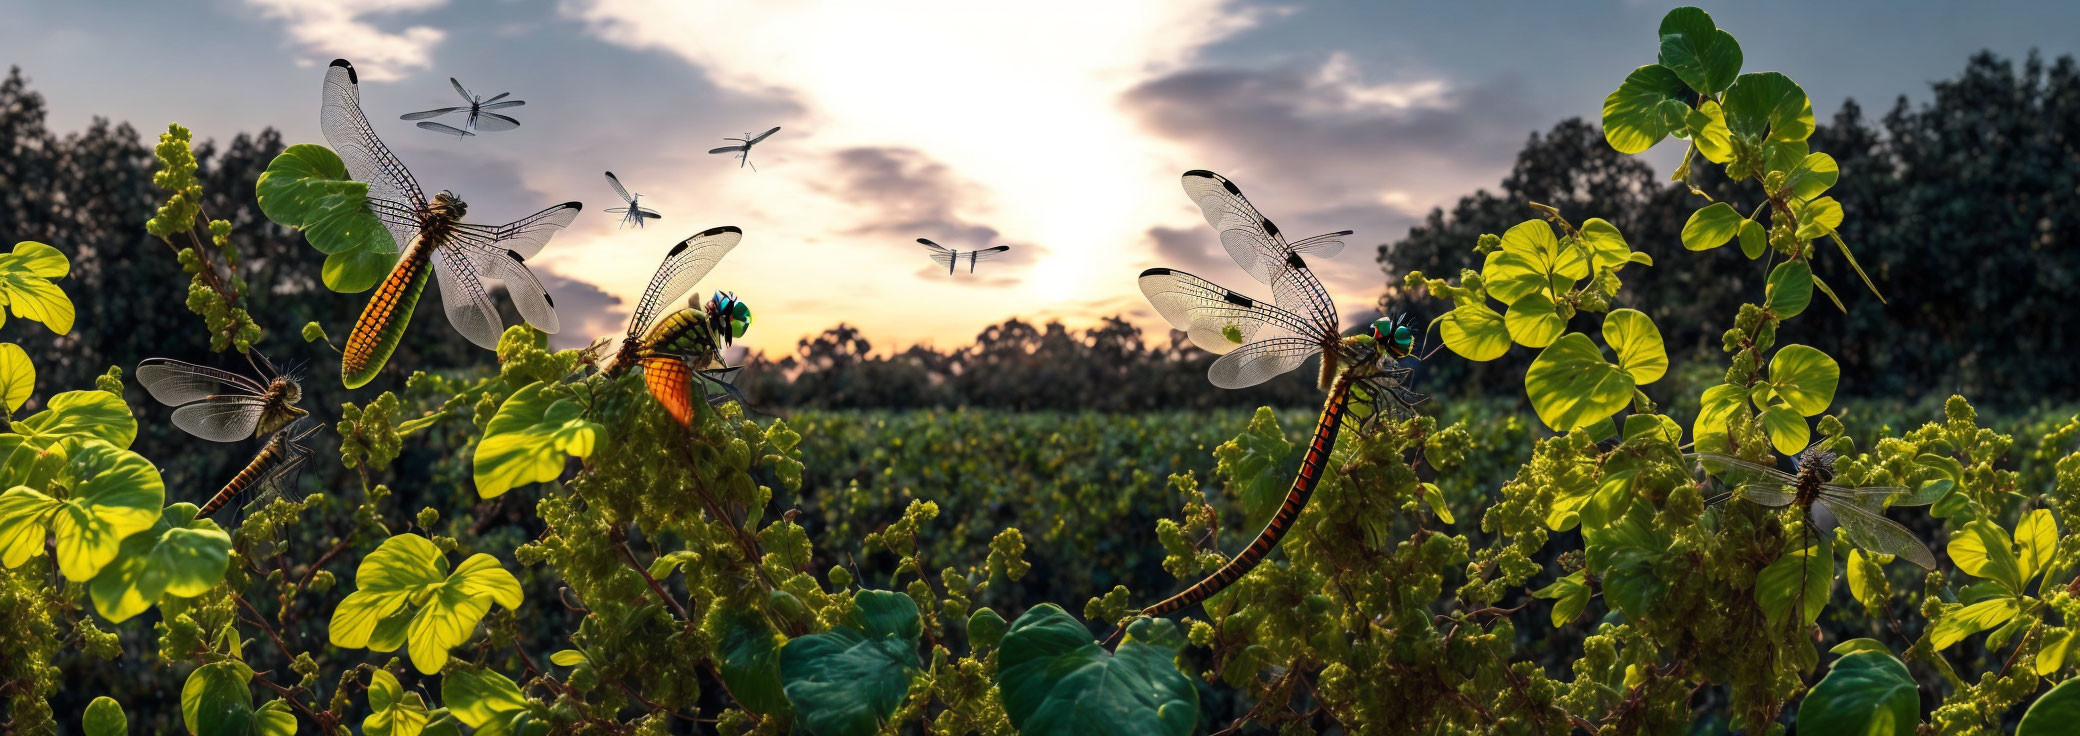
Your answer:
821;146;1002;245
529;269;625;351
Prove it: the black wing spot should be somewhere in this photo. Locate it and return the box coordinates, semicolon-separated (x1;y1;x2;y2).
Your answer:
544;294;555;308
701;225;742;237
1262;218;1281;237
507;249;525;262
667;241;689;256
1140;267;1174;277
330;59;357;83
1223;291;1254;307
1286;253;1308;270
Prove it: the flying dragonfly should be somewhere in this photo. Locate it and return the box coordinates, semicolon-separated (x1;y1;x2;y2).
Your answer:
322;59;581;388
199;418;323;519
1692;445;1944;570
708;126;780;171
916;238;1011;276
603;172;662;229
599;226;753;425
400;77;524;138
136;356;307;443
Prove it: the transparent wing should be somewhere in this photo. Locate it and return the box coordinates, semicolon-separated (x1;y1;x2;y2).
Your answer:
1137;268;1318;357
429;246;505;350
604;172;634;204
451;202;582;259
360;199;419;254
1287;229;1351;259
1269;262;1340;336
916;238;956;254
969;245;1012;262
475;112;520;132
450;77;472;102
484;91;514;103
635;208;662;219
171;399;266;443
482;99;525;110
415;121;474;137
1207;337;1317;389
1179;170;1286;286
709;145;748;155
927;252;956;268
1822;497;1938;569
322;60;427;210
400;106;465;120
747;126;780;144
136;358;265;405
1690;452;1801;486
625;226;743;340
1822;483;1918;506
466;246;559;335
1730;483;1799;507
605;207;629;214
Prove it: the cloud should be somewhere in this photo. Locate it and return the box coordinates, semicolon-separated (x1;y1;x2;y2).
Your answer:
518;269;625;351
822;146;1000;245
247;0;449;80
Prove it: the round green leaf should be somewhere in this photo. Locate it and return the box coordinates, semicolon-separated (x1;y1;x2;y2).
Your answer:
1796;196;1845;240
1768;345;1839;416
9;389;138;451
1799;651;1918;736
332;533;448;654
1693;383;1746;446
1503;292;1565;349
0;241;75;334
968;607;1008;649
1530;571;1590;627
997;605;1197;736
83;696;126;736
1738;218;1767;259
1759;405;1809;455
366;669;429;736
1603;64;1688;154
474;381;607;498
1578;218;1636;273
39;440;164;581
1437;303;1510;362
1656;6;1742;96
716;608;792;716
257;144;396;262
182;660;257;736
88;503;232;622
1789;152;1839;201
1681;202;1742;251
1764;139;1810;178
321;248;398;294
1601;309;1666;385
1498;219;1586;281
1722;71;1815;143
1947;519;2025;593
442;667;530;734
2016;508;2057;585
2020;674;2080;735
1766;262;1814;318
780;589;923;736
1524;333;1633;432
0;343;33;413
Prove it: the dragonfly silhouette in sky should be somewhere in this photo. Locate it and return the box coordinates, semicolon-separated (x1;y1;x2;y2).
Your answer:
400;77;524;138
709;127;780;171
604;172;662;229
916;238;1011;275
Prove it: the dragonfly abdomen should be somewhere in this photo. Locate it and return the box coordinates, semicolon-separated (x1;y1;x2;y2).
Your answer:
342;229;445;388
201;438;284;517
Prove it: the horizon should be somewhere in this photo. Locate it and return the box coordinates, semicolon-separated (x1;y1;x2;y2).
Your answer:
6;0;2077;357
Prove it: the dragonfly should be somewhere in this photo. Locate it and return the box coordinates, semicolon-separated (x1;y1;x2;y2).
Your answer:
603;172;662;229
708;126;780;171
399;77;524;138
199;418;323;518
916;238;1011;275
1179;169;1351;288
600;226;753;425
136;356;307;443
322;59;581;389
1692;445;1942;569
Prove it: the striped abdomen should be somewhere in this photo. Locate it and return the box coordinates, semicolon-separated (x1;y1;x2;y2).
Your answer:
641;355;695;426
341;227;445;389
1141;367;1359;617
200;436;285;517
641;309;720;364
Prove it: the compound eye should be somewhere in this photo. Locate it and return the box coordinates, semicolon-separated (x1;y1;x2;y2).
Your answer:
1394;326;1413;345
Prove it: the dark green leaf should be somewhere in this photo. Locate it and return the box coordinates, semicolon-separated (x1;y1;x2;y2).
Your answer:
996;605;1198;736
1799;651;1918;736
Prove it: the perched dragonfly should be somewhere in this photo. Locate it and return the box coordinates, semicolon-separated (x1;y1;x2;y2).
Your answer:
603;172;662;229
400;77;524;138
136;356;307;443
708;127;780;171
322;59;581;388
1693;445;1942;569
916;238;1011;275
199;418;322;518
600;226;753;424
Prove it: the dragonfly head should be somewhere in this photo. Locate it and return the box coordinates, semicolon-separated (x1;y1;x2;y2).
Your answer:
430;191;467;218
1370;314;1416;359
1796;444;1839;483
707;291;754;343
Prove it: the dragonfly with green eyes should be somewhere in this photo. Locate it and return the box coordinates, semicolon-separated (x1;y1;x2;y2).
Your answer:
601;226;753;425
1134;170;1430;620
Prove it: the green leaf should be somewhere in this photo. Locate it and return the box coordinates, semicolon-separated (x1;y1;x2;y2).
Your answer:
442;668;530;736
1502;292;1565;349
1948;519;2025;594
319;249;398;294
182;660;261;736
1579;218;1637;272
1583;503;1668;621
6;389;138;452
1763;139;1810;179
331;533;523;674
257;145;397;292
1846;548;1888;614
1757;529;1831;629
1722;72;1815;144
1656;7;1742;96
548;650;587;667
1694;383;1745;446
1480;252;1547;307
0;343;33;413
88;503;232;622
997;604;1198;736
1769;345;1839;416
1603;64;1688;154
0;440;163;579
366;669;429;736
1759;405;1809;455
1436;303;1510;362
473;381;606;498
1796;196;1845;240
1686;101;1734;163
83;696;127;736
0;241;75;334
1765;262;1814;318
1799;651;1918;736
1601;309;1666;385
1931;598;2021;650
1830;638;1890;657
2021;679;2080;736
1681;202;1742;251
1419;482;1454;525
1738;217;1767;259
1524;333;1633;432
1788;152;1839;200
1531;570;1590;627
2018;508;2058;587
716;608;792;716
2039;628;2073;676
780;589;922;736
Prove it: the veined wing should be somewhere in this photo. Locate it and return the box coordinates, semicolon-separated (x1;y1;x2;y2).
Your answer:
484;91;513;103
1691;452;1802;485
481;99;524;110
171;397;268;443
136;358;267;404
747;126;781;144
401;106;465;121
604;171;635;204
635;208;662;219
450;77;472;102
969;245;1012;262
1180;170;1352;286
1138;268;1318;358
475;112;521;132
1207;337;1317;389
625;226;744;341
709;145;748;155
1821;495;1938;569
416;121;474;138
451;202;583;259
605;207;630;214
1286;230;1350;259
430;246;504;350
322;61;427;212
1269;260;1340;337
467;245;559;335
917;238;958;268
1729;483;1799;507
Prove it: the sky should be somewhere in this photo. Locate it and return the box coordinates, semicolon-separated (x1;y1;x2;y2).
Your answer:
4;0;2078;357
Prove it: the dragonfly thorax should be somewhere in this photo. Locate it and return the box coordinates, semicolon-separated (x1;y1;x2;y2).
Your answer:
429;191;467;219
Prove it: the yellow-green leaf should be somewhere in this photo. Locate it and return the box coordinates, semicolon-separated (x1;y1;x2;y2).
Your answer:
1602;64;1689;154
549;650;588;667
1503;292;1565;348
473;381;606;498
1846;548;1888;615
0;241;74;334
1759;405;1809;455
1796;196;1845;240
1601;309;1666;385
0;343;32;413
1686;101;1734;163
1524;333;1633;432
406;553;524;673
1530;570;1590;627
87;503;232;622
1694;384;1746;448
1737;218;1767;260
1579;218;1636;273
1931;598;2021;651
1947;520;2025;594
366;669;429;736
1789;152;1839;200
1769;345;1839;416
1436;303;1510;362
2016;508;2057;587
1681;202;1742;251
2040;628;2074;676
1766;262;1814;319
